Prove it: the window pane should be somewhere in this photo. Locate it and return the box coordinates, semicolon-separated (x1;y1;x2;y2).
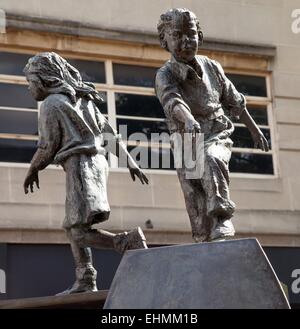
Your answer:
0;110;38;135
113;64;157;87
229;152;274;174
226;73;267;97
97;91;107;114
0;83;37;109
67;58;105;83
231;127;271;149
0;52;32;76
232;106;268;125
248;106;269;125
120;145;174;170
117;119;168;141
115;93;164;118
0;139;37;163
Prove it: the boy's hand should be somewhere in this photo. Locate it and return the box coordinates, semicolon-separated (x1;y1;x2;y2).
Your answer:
129;167;149;185
185;118;201;134
251;128;269;152
24;169;40;194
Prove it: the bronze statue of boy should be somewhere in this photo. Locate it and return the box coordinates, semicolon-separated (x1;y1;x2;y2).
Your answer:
155;8;269;242
23;52;148;295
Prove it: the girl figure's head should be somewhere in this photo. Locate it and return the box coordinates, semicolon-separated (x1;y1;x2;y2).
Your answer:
157;8;203;63
24;52;103;105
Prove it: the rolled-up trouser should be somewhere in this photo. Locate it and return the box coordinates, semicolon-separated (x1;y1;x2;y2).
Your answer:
175;115;236;241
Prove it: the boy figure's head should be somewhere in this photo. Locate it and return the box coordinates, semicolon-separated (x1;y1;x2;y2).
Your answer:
157;8;203;63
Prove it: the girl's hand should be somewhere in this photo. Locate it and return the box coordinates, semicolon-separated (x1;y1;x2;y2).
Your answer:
24;169;40;194
129;167;149;185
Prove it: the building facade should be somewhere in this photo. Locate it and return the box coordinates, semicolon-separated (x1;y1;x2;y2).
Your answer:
0;0;299;306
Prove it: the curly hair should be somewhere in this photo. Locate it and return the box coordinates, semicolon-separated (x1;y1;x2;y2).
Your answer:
24;52;103;107
157;8;203;51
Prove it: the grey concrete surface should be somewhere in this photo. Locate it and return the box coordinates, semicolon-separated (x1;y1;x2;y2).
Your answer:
104;238;290;309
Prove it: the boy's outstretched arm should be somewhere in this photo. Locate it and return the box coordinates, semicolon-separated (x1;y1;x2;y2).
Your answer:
239;109;269;152
173;104;201;133
155;69;200;134
212;59;269;152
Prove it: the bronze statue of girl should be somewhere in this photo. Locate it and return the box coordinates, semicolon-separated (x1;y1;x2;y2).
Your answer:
23;52;148;294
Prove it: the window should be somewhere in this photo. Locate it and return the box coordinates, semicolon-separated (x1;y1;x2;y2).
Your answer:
226;73;267;97
226;72;274;175
0;52;32;76
0;51;107;164
113;64;156;87
67;58;106;83
108;63;275;175
111;63;169;169
0;50;275;176
0;51;39;163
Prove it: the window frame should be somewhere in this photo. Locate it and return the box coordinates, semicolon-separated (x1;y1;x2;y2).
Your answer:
224;68;277;178
0;76;39;164
0;49;278;178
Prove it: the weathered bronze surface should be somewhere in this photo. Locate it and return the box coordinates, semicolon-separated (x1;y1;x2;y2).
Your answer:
23;52;148;295
155;8;269;242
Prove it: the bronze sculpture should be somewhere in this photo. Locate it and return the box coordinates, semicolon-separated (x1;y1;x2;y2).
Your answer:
155;8;269;242
23;52;148;295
